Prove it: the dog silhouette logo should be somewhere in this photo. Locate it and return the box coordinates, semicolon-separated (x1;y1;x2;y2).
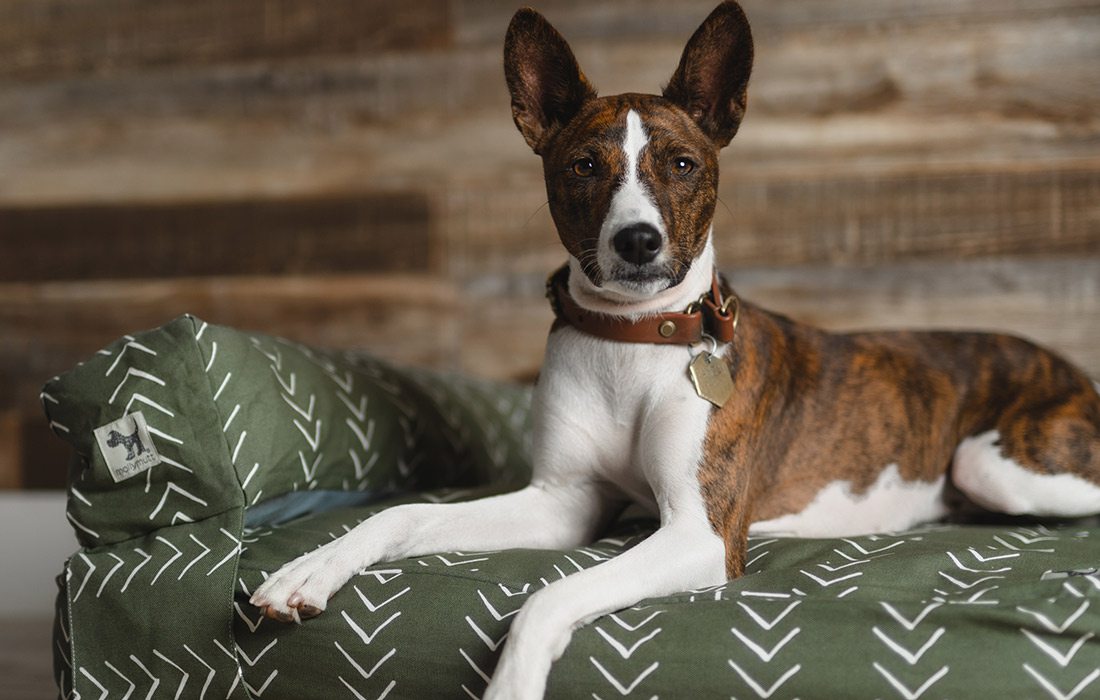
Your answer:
105;428;147;460
94;411;163;482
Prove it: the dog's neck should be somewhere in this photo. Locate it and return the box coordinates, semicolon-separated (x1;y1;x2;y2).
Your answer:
566;232;717;319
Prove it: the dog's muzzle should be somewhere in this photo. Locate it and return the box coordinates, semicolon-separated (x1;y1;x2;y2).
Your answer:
612;223;662;266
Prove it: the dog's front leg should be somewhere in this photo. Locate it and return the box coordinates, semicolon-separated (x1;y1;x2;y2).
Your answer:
251;483;606;622
484;515;726;700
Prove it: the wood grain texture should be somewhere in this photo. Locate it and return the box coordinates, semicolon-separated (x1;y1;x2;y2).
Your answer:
2;6;1096;271
454;0;1100;45
440;163;1100;280
4;8;1099;196
730;257;1100;372
0;411;21;489
0;616;53;698
0;0;451;81
455;256;1100;382
0;274;459;378
0;192;434;281
717;165;1100;266
3;0;1100;490
1;274;461;488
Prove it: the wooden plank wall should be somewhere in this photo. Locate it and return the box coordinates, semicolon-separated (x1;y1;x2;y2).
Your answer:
2;0;1098;488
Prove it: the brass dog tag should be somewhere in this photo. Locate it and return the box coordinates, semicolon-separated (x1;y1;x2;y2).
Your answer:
689;352;733;408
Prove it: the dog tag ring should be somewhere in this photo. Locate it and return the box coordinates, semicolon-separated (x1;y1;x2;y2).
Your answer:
689;352;733;408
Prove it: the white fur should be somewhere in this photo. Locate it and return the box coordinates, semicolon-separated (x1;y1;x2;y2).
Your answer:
568;234;716;318
953;430;1100;517
749;464;949;537
252;106;1100;700
248;0;1094;682
249;485;608;618
595;109;671;300
486;254;727;697
253;153;727;699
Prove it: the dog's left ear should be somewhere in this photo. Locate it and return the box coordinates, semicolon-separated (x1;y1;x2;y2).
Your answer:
504;8;597;154
663;1;754;147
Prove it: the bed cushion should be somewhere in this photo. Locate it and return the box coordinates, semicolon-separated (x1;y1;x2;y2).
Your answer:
232;491;1100;699
40;314;532;547
45;316;1100;699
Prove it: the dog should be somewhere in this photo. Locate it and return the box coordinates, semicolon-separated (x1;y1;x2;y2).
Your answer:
105;428;147;461
252;3;1100;697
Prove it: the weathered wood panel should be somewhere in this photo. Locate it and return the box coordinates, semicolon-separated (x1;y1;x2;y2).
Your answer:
731;258;1100;371
457;256;1100;382
2;7;1096;277
7;0;1098;83
0;274;459;382
0;192;434;281
441;164;1100;280
3;1;1100;491
0;274;461;488
0;411;20;489
454;0;1100;45
0;0;451;81
718;165;1100;266
8;256;1099;488
4;10;1099;172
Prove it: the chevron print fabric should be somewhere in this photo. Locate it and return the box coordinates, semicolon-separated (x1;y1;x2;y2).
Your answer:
42;318;244;548
44;316;1100;699
44;315;532;699
231;498;1100;699
41;315;533;549
55;509;251;700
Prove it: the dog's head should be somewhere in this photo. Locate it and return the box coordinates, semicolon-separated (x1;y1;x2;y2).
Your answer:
504;2;753;303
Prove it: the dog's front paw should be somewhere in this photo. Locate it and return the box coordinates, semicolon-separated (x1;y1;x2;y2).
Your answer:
249;542;354;623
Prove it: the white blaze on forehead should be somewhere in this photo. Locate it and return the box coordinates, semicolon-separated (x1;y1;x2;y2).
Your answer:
609;109;662;232
622;109;649;187
595;109;667;286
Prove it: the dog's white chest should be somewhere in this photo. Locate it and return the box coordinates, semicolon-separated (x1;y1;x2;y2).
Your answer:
532;327;716;512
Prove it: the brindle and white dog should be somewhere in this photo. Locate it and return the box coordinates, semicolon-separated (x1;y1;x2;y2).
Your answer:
253;4;1100;697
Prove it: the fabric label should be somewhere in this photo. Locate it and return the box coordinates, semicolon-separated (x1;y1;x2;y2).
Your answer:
93;411;163;482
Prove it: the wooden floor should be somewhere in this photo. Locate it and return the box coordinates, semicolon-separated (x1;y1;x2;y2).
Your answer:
0;618;55;700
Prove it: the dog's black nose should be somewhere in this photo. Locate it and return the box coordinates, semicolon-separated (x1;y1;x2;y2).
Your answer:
612;224;662;265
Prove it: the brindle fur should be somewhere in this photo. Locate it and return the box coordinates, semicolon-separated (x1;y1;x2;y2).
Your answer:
702;295;1100;576
541;96;720;288
510;1;1100;580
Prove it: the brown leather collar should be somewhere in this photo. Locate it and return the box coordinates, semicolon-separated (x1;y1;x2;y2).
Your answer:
545;264;739;345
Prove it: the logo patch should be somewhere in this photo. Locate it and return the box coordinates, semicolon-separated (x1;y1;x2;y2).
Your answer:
93;411;162;482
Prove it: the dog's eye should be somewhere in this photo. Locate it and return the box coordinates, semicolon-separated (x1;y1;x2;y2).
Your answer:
673;157;696;175
572;158;595;177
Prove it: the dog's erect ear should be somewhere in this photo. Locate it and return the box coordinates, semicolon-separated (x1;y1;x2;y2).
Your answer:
504;8;597;154
663;1;754;147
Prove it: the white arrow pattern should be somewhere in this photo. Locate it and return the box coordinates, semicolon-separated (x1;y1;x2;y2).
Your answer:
873;627;945;666
1024;665;1100;700
1018;602;1091;634
728;660;801;699
873;662;949;700
60;509;1100;700
50;320;1100;700
1021;630;1094;668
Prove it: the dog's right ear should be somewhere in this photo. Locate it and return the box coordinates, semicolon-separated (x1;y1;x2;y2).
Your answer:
663;1;754;147
504;8;597;154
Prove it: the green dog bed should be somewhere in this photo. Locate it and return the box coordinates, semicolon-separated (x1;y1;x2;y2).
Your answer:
44;316;1100;699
